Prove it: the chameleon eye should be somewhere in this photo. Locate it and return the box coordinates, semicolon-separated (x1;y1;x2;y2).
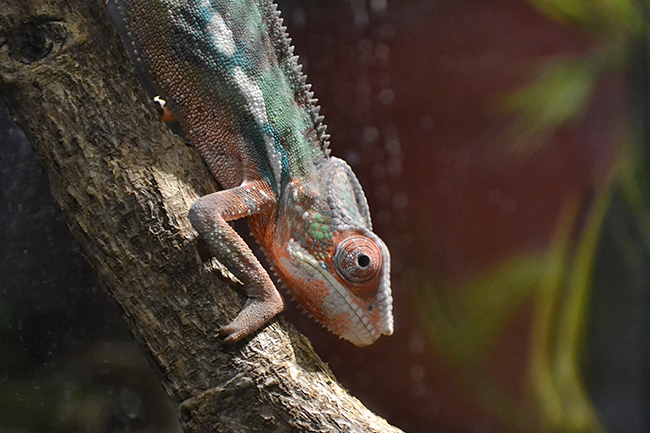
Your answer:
334;236;382;285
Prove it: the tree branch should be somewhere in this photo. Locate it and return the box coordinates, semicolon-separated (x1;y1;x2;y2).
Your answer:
0;0;403;431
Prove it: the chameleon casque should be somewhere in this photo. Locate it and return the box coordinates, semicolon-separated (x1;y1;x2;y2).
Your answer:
115;0;393;346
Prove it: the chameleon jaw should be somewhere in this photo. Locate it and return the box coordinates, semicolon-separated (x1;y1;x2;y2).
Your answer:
285;238;392;346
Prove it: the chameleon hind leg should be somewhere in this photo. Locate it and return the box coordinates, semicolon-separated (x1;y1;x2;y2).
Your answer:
188;179;284;343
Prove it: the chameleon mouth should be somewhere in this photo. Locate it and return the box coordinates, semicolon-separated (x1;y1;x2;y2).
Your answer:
286;238;390;346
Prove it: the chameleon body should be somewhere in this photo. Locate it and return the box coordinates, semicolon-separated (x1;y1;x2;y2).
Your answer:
116;0;393;346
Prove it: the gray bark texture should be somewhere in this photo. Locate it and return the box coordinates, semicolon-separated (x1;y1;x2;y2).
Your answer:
0;0;403;432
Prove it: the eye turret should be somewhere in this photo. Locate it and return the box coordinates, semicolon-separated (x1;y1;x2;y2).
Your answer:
333;236;382;288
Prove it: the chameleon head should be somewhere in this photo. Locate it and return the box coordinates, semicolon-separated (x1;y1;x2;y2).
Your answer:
270;158;393;346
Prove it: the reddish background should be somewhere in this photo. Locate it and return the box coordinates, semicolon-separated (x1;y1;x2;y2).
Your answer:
279;0;630;432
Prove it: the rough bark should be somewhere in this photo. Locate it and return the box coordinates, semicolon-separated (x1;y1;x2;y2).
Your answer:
0;0;403;432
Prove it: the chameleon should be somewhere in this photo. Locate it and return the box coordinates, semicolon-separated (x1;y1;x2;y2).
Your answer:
115;0;393;346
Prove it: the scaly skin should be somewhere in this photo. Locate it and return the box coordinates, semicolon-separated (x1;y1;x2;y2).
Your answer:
116;0;393;346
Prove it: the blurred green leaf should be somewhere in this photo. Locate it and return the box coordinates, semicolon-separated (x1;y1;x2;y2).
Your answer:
526;0;644;37
417;254;544;365
501;57;599;152
500;0;645;155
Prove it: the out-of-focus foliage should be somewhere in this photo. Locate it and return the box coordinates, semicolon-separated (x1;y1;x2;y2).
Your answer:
526;0;644;37
504;0;644;152
502;57;603;151
417;0;650;431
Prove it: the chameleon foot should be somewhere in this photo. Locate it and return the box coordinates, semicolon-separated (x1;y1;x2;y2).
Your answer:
218;292;284;344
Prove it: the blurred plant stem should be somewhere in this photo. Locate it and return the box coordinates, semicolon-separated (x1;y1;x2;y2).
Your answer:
530;188;609;433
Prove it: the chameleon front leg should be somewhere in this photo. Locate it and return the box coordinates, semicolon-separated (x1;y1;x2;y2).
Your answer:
188;179;284;343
